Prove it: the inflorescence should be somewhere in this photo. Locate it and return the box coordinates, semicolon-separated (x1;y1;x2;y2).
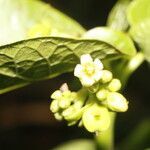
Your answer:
50;54;128;133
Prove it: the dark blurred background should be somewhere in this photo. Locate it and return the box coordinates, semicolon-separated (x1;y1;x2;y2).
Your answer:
0;0;150;149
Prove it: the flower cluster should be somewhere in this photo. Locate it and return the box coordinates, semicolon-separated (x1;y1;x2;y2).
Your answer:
50;85;88;126
50;54;128;133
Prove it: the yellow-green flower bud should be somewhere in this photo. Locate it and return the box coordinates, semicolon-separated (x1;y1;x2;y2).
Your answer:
62;106;75;118
106;92;128;112
58;98;71;109
73;89;88;109
51;90;62;99
62;91;72;98
62;106;82;121
55;91;77;109
73;100;84;109
62;91;77;102
50;99;59;113
82;104;110;132
54;113;63;121
96;88;108;101
108;79;121;92
101;70;113;83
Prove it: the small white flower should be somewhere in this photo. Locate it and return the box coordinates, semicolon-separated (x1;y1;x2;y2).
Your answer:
74;54;103;87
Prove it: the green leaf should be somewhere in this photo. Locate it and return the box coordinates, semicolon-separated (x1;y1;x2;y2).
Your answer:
107;0;131;31
0;0;85;46
127;0;150;26
52;139;96;150
118;119;150;150
0;36;129;94
130;20;150;62
83;27;136;56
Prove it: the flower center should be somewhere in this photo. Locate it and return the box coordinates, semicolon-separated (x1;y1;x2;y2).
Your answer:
94;114;101;120
84;63;95;76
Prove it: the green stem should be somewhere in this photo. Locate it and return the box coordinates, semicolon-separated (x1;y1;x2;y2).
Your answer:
121;52;145;87
95;112;116;150
95;53;144;150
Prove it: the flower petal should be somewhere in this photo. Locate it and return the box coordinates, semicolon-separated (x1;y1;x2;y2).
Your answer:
80;54;93;65
94;58;103;70
51;90;62;99
74;64;83;77
80;76;94;87
93;70;103;82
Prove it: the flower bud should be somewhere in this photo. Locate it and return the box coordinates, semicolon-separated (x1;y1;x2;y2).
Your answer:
50;99;59;113
54;113;63;121
73;100;84;109
62;91;72;98
62;106;74;118
58;98;71;109
63;91;77;102
51;90;62;99
58;91;77;109
96;88;108;101
108;79;121;92
62;106;83;121
73;89;88;109
101;70;113;83
106;92;128;112
82;104;110;132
